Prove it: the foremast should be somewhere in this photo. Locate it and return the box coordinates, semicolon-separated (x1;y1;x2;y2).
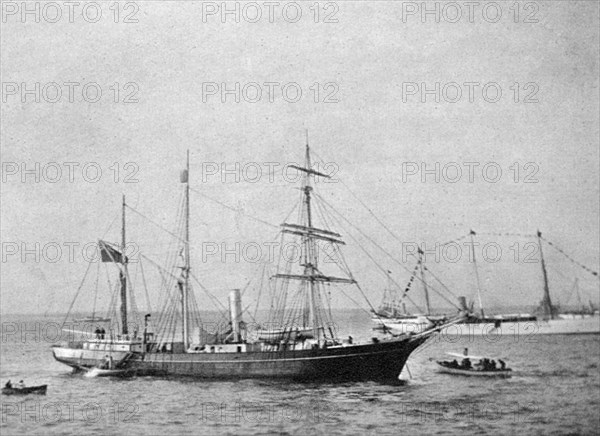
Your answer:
274;138;354;342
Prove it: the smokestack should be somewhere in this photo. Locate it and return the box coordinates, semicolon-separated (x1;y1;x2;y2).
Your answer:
229;289;242;342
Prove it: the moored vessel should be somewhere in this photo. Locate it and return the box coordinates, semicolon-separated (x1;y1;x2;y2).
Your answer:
374;231;599;337
52;143;460;382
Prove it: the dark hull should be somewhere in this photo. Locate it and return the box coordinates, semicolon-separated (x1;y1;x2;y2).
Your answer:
2;385;47;395
53;337;428;383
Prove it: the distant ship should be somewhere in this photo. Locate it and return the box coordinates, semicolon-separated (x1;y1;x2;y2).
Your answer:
52;144;458;382
373;232;599;337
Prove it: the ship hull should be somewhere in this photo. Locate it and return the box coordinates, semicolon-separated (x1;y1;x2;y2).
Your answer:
379;316;600;337
52;337;427;382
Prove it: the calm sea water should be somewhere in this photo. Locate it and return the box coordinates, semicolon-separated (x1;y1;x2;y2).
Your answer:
1;311;599;435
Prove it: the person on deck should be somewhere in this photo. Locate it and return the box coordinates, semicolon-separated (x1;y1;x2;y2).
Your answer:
100;328;106;340
94;327;101;339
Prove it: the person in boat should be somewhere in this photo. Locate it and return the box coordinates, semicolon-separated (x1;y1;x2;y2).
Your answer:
16;380;25;388
490;360;497;370
460;358;472;370
499;359;506;370
4;380;12;388
101;355;114;370
348;336;353;344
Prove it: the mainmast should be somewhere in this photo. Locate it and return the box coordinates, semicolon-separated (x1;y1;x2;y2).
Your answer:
182;150;190;349
120;195;128;335
469;230;484;317
537;230;554;320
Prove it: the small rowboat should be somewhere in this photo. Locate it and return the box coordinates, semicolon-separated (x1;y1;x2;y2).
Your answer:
436;361;513;378
436;349;513;378
2;385;48;395
255;327;314;342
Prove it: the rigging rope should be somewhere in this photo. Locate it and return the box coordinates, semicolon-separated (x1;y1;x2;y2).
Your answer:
316;195;425;312
60;259;94;330
126;204;187;244
315;192;459;309
540;235;599;277
189;186;279;230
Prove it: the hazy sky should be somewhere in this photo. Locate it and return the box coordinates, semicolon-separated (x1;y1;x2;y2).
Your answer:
1;1;599;315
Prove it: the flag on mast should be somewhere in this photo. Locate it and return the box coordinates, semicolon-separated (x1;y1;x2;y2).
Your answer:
180;169;188;183
99;240;127;263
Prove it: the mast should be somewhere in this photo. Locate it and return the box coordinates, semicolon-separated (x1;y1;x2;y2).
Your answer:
573;277;585;311
574;278;582;310
418;248;431;315
273;136;355;343
469;230;484;317
182;150;190;349
303;139;320;342
537;230;554;319
120;195;128;335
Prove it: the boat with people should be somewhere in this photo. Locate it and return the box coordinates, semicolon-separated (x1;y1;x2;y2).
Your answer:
2;381;47;395
52;143;466;383
436;349;513;378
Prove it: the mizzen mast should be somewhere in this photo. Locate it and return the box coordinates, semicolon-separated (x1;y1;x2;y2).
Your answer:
182;150;191;349
120;194;128;335
537;230;554;320
469;229;485;318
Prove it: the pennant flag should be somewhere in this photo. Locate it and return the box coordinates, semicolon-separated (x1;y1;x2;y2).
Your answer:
180;169;188;183
99;240;127;263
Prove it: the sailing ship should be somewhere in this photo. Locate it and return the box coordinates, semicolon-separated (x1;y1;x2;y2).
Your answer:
52;144;458;382
374;231;599;336
371;249;446;333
